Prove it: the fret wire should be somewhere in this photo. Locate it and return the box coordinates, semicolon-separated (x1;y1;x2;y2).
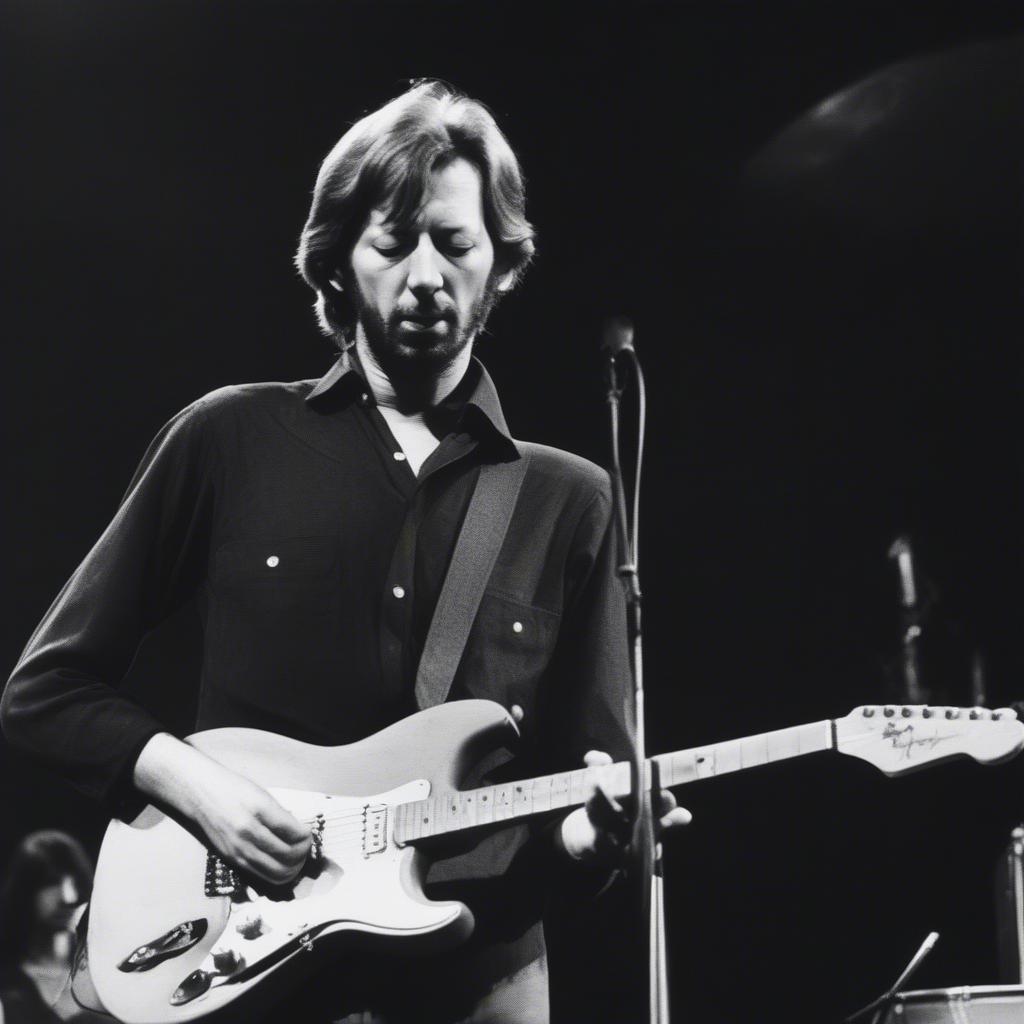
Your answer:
393;721;835;844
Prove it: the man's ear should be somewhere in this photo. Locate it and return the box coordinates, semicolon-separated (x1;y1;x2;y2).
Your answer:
494;266;516;294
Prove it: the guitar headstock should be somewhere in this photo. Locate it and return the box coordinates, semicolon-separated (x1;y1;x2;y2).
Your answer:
834;705;1024;776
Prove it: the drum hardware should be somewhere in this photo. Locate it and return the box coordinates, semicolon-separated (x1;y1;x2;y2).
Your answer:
846;932;940;1023
995;824;1024;984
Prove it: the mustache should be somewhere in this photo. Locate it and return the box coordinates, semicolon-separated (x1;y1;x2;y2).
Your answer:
393;305;456;322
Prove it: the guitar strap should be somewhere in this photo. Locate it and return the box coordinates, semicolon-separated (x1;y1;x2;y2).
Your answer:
414;448;531;710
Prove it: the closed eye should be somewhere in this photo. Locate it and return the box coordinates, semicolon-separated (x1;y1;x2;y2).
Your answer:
373;242;409;258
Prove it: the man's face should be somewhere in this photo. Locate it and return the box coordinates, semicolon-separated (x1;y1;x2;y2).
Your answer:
347;156;504;376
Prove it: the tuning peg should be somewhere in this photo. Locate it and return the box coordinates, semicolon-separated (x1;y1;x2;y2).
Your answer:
969;708;988;720
884;706;896;718
922;707;933;718
945;708;960;720
862;707;876;718
901;707;913;717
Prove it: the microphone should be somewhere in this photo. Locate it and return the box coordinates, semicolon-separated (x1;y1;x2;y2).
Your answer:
602;317;635;397
887;536;918;609
602;316;635;355
887;535;925;703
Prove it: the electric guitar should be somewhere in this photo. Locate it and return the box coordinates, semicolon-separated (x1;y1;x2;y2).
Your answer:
82;700;1024;1023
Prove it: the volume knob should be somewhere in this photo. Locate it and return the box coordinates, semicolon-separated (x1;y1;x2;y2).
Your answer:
236;915;264;940
211;948;243;973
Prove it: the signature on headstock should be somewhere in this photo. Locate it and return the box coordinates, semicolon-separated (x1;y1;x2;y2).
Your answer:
882;721;950;760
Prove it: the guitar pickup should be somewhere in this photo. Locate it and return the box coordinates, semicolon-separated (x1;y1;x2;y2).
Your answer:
362;805;388;857
118;919;208;972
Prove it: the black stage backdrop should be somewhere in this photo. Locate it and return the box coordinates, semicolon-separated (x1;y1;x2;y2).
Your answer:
2;3;1022;1021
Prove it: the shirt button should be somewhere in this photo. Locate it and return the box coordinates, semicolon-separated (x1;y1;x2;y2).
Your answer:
392;585;406;599
393;451;407;462
512;621;524;634
265;556;279;568
359;392;370;405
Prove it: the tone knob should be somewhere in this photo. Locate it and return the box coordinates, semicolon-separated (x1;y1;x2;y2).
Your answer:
236;915;264;940
211;948;242;974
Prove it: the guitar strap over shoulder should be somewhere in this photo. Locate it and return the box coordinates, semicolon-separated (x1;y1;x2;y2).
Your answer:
414;449;531;710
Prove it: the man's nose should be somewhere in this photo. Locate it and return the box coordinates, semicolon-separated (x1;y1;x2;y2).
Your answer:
406;236;444;298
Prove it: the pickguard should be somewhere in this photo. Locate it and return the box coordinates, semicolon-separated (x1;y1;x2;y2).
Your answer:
187;779;436;993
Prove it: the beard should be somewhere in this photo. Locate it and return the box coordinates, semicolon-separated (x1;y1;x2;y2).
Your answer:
349;278;499;383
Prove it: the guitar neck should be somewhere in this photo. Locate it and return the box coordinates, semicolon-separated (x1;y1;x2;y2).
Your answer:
392;719;835;845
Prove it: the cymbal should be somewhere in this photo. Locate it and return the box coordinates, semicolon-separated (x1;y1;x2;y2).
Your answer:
740;37;1022;238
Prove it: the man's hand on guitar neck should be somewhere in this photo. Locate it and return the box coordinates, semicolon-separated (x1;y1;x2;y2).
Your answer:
558;750;691;865
133;732;312;885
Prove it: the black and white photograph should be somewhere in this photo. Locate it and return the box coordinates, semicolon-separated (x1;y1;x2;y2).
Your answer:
2;3;1022;1022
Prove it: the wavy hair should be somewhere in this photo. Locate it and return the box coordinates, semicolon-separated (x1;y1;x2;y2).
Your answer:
295;80;536;346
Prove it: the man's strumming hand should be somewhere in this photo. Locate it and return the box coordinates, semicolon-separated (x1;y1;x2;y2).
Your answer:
558;749;691;864
133;733;312;885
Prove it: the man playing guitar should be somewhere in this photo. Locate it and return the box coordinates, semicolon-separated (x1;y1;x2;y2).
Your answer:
3;81;687;1022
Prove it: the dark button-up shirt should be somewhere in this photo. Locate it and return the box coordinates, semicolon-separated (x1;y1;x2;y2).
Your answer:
2;351;633;1014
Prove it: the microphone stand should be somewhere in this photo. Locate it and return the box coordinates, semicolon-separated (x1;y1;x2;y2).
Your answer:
603;324;668;1023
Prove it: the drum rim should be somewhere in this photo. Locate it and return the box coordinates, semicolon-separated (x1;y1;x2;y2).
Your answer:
896;983;1024;1003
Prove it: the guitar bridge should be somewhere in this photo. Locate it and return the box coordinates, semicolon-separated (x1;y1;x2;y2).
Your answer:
310;814;325;862
204;853;243;898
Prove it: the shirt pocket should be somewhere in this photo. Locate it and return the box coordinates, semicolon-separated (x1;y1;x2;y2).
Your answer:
457;589;561;729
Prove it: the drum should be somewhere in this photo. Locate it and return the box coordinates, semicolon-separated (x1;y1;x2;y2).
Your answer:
882;985;1024;1022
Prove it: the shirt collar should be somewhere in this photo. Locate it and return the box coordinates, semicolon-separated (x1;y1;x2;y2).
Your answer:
305;348;519;456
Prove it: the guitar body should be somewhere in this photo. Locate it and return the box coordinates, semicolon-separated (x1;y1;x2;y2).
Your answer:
84;695;1024;1023
87;700;517;1024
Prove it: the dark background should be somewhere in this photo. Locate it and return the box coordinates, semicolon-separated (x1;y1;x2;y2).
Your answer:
2;2;1022;1021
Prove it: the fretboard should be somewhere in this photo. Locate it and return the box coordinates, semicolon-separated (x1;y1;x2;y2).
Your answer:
392;719;834;845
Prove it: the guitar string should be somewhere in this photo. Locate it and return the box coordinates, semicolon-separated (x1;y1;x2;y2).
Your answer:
300;773;607;829
298;784;602;835
260;722;1000;835
280;759;656;842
